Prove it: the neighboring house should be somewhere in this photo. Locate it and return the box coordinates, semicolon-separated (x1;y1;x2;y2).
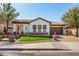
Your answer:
65;27;79;35
12;17;66;36
0;23;13;33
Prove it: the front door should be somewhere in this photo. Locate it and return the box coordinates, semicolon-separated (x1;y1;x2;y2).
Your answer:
17;24;23;33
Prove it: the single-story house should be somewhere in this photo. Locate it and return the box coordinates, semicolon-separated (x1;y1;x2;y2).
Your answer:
12;17;66;36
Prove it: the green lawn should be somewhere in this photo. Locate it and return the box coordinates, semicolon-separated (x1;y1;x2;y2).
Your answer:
19;36;51;42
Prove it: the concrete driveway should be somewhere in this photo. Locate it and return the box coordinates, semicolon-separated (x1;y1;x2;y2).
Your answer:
56;35;79;42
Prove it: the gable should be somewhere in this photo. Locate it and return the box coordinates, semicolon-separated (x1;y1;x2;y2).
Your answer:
30;18;51;26
30;17;51;24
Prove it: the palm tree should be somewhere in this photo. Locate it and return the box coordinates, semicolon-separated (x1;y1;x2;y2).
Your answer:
62;7;79;37
0;3;19;36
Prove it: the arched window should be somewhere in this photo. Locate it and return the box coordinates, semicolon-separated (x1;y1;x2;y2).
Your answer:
26;26;27;30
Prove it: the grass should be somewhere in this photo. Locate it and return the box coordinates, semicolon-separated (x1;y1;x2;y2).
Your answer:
19;36;51;42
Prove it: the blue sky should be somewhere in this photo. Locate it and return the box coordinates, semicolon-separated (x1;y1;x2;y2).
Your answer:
12;3;79;22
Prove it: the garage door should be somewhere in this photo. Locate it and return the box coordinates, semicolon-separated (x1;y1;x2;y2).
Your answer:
50;27;63;34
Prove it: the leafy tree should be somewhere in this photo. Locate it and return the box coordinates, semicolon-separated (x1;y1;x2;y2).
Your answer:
62;7;79;37
0;3;19;35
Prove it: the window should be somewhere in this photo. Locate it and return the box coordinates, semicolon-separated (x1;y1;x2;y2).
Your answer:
43;29;46;32
33;25;36;32
43;25;46;29
26;27;27;30
38;25;41;29
33;25;36;29
38;25;41;32
43;25;46;32
33;29;36;32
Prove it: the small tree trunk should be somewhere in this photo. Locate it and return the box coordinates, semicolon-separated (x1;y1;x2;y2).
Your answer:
6;21;9;37
76;27;78;37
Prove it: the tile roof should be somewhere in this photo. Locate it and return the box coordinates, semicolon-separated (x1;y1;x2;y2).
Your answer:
51;21;65;25
12;19;31;23
12;17;65;25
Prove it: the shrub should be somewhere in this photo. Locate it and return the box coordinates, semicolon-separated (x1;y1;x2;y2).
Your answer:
0;32;4;35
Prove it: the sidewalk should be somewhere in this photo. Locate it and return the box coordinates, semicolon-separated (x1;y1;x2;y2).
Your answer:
0;41;79;56
0;41;79;51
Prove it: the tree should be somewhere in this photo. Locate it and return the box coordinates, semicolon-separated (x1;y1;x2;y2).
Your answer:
62;7;79;37
0;3;19;35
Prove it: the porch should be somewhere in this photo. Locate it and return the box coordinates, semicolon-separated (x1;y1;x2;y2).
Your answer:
13;24;29;33
23;32;48;36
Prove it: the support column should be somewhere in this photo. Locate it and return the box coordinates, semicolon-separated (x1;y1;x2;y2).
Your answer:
23;24;26;32
48;25;50;36
13;24;17;32
63;27;66;35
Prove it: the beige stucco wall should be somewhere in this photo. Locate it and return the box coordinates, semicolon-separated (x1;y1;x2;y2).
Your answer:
70;28;79;35
29;19;50;36
0;24;6;32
